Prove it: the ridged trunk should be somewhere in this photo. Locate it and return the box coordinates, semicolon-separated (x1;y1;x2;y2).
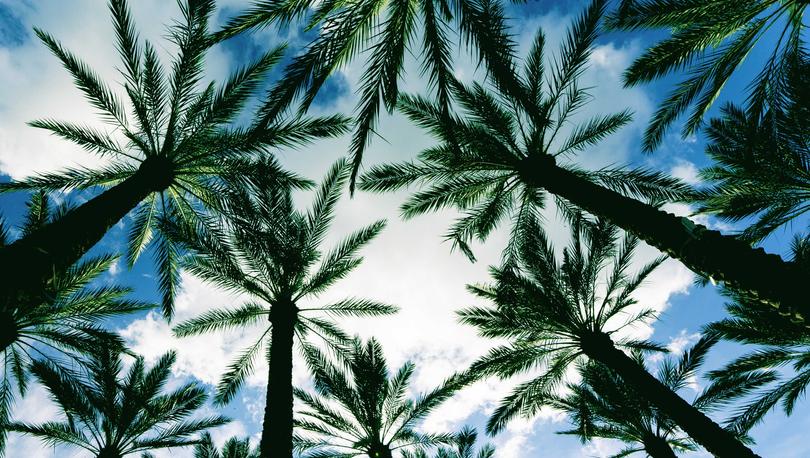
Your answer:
0;311;18;354
518;155;809;322
580;331;759;458
0;156;173;312
260;303;297;458
642;434;678;458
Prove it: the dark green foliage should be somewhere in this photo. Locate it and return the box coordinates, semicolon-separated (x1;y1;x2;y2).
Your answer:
3;345;228;457
697;57;810;242
0;192;153;456
215;0;534;187
401;426;495;458
0;0;351;317
358;2;693;261
459;216;666;433
608;0;808;150
294;337;469;457
194;432;259;458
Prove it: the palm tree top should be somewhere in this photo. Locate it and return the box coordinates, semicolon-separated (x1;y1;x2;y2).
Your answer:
358;0;692;261
401;426;495;458
460;216;668;433
4;345;229;457
608;0;809;150
294;337;469;457
1;0;351;317
170;159;397;405
193;432;259;458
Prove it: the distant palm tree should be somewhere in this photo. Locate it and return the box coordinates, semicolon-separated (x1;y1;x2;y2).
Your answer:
696;57;810;242
705;234;810;435
0;0;351;317
294;338;467;458
3;346;228;458
607;0;809;150
171;160;396;457
401;426;494;458
0;191;152;454
213;0;519;186
552;337;767;458
459;216;759;457
358;0;810;323
193;432;259;458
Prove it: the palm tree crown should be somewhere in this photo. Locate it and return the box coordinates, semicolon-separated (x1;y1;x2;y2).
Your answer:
459;216;666;433
295;337;468;458
357;0;691;261
215;0;525;186
608;0;809;150
0;191;152;453
193;432;259;458
4;346;229;458
401;426;495;458
0;0;351;317
696;57;810;242
171;159;397;456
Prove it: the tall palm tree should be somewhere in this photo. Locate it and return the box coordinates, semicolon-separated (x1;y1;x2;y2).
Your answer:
294;338;467;458
171;160;396;457
401;426;495;458
696;57;810;242
705;234;810;435
0;0;351;317
213;0;520;186
551;337;768;458
357;0;810;323
3;345;228;458
0;191;153;454
194;432;259;458
607;0;809;150
459;216;760;457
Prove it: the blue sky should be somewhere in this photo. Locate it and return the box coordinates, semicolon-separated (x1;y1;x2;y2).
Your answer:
0;0;806;456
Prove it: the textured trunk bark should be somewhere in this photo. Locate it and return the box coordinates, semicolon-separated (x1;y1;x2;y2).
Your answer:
0;156;173;312
0;311;18;354
642;434;678;458
518;155;809;322
260;303;297;458
580;331;759;458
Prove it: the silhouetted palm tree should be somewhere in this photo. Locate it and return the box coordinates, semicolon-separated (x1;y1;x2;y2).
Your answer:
171;160;396;457
459;216;759;457
358;0;810;323
0;191;152;454
294;338;467;458
194;432;259;458
553;337;766;458
0;0;351;317
3;346;228;457
697;57;810;242
608;0;809;150
213;0;519;186
706;234;810;435
401;426;494;458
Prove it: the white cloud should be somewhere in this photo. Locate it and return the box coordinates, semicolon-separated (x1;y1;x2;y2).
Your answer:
671;159;701;186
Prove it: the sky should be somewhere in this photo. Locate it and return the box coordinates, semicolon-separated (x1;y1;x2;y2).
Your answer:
0;0;807;457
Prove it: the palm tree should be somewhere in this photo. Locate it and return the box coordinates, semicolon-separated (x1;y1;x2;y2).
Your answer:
193;432;259;458
171;160;396;457
3;345;228;458
294;338;468;458
357;0;810;323
696;57;810;243
607;0;809;150
0;0;351;317
459;216;760;457
551;337;768;458
213;0;520;186
0;191;153;454
705;234;810;435
401;426;495;458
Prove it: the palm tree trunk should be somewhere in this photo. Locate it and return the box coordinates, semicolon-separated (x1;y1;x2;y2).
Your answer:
260;303;298;458
518;155;808;321
0;157;172;311
642;434;678;458
580;331;759;458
